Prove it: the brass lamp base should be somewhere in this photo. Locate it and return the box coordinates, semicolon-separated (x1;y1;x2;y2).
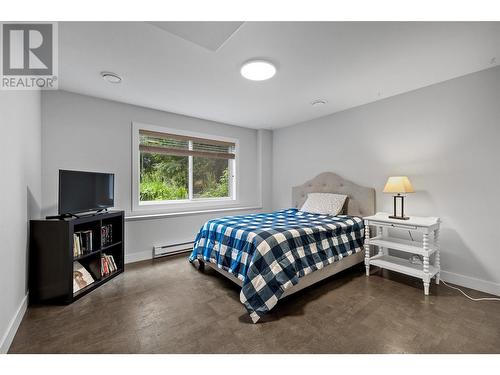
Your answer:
388;215;410;220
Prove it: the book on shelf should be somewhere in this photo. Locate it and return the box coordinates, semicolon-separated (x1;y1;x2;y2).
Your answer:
101;253;118;277
101;224;113;247
109;255;117;271
73;230;94;257
73;261;95;293
73;233;81;257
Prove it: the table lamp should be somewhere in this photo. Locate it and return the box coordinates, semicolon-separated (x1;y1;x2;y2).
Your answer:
383;176;414;220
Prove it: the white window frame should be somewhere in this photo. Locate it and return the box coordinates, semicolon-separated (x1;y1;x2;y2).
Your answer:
132;122;239;213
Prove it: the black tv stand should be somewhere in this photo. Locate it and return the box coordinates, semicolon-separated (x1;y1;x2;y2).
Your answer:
30;210;125;304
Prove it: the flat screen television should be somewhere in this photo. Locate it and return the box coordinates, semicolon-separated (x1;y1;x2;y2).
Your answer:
58;170;115;215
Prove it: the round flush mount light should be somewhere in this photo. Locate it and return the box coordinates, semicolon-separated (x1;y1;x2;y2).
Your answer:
101;71;122;84
311;99;327;107
240;60;277;81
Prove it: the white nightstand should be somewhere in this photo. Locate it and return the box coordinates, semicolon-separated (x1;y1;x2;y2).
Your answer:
363;212;441;295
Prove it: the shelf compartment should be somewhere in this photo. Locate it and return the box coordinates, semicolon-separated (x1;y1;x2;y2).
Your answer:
100;243;123;275
101;216;123;248
367;235;437;256
369;254;439;279
77;255;101;281
74;222;101;253
73;269;122;299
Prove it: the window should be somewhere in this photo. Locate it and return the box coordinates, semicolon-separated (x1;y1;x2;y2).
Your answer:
133;124;237;211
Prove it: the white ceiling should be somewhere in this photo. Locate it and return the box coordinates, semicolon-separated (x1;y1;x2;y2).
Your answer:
59;22;500;129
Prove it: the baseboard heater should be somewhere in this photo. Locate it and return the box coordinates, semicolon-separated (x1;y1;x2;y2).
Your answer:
153;241;194;259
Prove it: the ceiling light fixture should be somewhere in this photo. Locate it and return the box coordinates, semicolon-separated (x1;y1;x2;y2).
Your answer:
311;99;327;107
101;71;122;84
240;60;276;81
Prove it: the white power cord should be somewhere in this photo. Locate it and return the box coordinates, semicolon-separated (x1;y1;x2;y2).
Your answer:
441;280;500;301
402;232;500;301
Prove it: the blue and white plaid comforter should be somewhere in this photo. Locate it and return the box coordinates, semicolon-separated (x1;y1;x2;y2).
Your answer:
189;209;364;322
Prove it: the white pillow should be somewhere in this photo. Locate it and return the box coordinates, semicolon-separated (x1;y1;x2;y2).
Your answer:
300;193;347;216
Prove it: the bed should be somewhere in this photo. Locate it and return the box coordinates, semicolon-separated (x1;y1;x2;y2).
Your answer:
189;172;375;322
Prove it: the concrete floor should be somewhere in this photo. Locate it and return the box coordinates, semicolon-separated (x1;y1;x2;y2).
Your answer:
9;254;500;353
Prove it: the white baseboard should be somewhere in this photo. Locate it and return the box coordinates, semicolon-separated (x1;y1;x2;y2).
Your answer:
125;244;193;264
441;270;500;297
124;250;153;264
0;293;28;354
125;249;191;264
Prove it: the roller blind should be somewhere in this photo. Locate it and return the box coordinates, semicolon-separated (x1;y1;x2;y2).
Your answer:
139;129;236;160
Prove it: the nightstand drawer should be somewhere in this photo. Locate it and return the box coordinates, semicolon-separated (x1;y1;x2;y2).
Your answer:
364;220;430;233
366;220;418;230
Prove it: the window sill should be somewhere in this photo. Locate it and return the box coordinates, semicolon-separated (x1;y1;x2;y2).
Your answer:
125;205;263;221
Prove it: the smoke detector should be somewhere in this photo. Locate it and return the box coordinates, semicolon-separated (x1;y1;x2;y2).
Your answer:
311;99;327;107
101;71;122;84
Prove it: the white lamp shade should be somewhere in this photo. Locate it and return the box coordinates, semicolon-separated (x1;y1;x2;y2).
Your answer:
383;176;414;194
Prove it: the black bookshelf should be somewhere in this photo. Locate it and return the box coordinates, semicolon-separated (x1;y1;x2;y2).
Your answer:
29;210;125;304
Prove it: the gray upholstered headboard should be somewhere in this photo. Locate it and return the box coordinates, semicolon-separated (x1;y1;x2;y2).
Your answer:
292;172;375;217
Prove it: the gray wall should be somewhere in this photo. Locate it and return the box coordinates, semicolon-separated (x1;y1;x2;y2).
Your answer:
41;91;272;261
273;66;500;295
0;91;42;352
